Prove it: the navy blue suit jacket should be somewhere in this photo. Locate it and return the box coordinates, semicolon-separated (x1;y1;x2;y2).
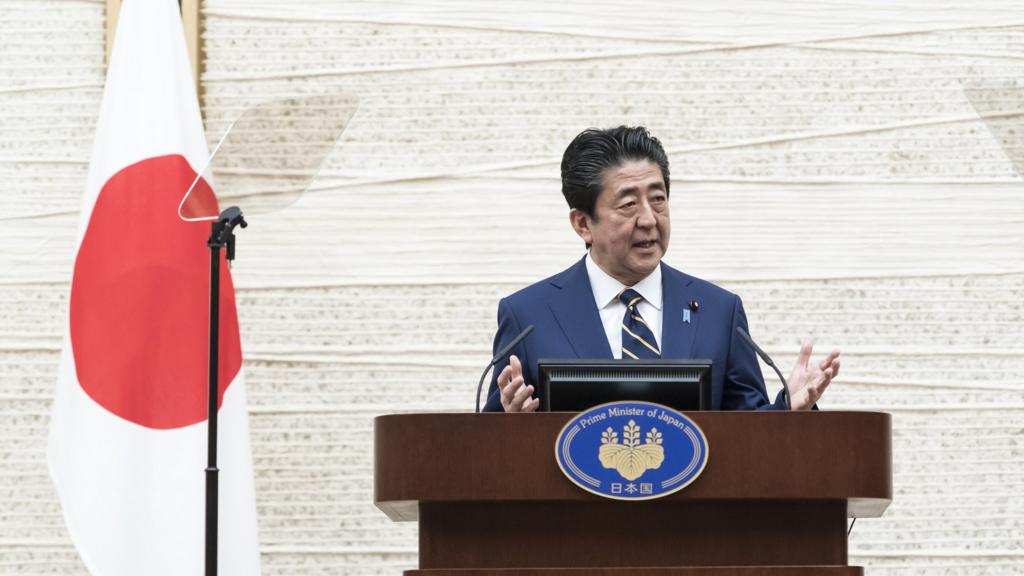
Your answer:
483;257;786;412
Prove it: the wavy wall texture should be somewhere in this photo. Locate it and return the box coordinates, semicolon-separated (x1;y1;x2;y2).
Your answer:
1;0;1022;574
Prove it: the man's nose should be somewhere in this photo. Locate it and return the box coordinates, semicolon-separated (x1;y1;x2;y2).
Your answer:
636;201;656;227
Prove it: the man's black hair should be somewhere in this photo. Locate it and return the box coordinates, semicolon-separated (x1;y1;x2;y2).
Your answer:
560;126;671;219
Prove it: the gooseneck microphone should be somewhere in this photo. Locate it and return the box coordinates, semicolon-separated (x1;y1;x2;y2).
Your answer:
735;326;792;411
475;325;535;413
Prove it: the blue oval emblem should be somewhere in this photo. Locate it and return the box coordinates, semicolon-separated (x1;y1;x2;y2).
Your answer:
554;401;708;500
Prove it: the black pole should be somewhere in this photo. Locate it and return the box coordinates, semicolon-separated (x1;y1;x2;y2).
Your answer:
205;239;220;576
205;207;246;576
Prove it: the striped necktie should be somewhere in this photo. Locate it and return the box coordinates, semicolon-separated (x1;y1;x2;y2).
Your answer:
619;288;661;359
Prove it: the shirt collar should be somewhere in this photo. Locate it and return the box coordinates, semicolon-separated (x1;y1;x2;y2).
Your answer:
585;252;663;311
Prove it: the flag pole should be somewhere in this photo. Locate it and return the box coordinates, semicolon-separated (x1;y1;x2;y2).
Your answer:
206;206;246;576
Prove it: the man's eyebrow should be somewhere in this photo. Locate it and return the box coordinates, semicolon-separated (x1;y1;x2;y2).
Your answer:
615;181;666;197
614;185;640;198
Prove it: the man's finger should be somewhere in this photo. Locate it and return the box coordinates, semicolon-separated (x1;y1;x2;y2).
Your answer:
510;383;533;411
512;382;533;404
810;367;834;399
523;397;540;413
510;355;523;379
818;349;840;371
501;380;522;410
499;372;521;409
796;339;814;369
497;365;513;391
500;385;515;408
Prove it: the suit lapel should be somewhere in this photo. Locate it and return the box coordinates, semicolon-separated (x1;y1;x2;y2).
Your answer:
548;258;613;359
661;262;699;359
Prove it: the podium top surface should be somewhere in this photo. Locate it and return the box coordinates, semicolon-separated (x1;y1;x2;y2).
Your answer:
374;411;892;522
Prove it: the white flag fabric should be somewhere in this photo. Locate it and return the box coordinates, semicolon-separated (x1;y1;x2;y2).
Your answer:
47;0;261;573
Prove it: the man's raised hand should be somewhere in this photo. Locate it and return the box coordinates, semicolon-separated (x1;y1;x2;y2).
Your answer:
787;340;841;411
496;355;539;413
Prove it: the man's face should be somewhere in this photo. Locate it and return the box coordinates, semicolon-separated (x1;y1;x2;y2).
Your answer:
571;159;670;286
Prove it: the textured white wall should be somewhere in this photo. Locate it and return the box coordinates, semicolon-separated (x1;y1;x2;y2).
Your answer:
1;0;1023;574
1;0;106;571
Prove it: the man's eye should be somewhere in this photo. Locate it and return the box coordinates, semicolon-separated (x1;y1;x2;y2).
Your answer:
619;201;636;210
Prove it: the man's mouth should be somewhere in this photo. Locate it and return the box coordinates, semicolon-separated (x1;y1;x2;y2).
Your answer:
633;239;657;249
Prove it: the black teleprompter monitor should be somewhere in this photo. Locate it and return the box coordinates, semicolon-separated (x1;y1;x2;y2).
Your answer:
537;358;712;412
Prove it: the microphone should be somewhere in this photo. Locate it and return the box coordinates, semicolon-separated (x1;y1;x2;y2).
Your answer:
475;325;534;413
735;326;791;411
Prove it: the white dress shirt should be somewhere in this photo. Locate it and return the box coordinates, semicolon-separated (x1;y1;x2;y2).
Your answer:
584;252;663;359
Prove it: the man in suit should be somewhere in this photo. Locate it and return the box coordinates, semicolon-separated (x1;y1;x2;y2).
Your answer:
483;126;840;412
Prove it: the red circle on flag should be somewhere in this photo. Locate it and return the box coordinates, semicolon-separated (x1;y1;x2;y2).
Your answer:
70;155;242;430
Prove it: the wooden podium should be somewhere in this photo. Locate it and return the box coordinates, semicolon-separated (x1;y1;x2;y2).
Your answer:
375;412;891;575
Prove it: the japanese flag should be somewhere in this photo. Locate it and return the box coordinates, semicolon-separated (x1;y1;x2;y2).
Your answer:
47;0;261;573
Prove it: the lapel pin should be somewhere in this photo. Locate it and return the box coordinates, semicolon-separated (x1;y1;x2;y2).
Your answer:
683;300;698;324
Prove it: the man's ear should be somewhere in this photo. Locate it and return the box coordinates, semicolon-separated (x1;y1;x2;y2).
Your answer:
569;208;593;245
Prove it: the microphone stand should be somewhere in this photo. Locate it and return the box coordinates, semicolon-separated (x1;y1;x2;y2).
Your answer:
735;326;792;411
205;206;246;576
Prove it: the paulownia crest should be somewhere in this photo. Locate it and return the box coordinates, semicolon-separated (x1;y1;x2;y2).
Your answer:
598;420;664;481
